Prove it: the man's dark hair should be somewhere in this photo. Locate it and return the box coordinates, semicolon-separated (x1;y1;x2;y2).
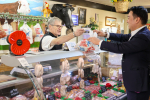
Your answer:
130;6;148;25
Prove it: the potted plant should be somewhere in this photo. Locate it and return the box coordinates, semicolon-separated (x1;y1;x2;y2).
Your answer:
111;0;133;13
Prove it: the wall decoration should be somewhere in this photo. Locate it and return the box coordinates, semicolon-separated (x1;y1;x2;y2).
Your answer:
78;8;86;24
105;16;117;27
95;13;99;23
0;0;43;16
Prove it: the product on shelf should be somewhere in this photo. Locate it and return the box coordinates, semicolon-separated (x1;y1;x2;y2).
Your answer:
10;95;27;100
102;89;123;98
24;89;35;98
84;85;101;92
60;85;67;97
52;83;61;93
100;81;117;86
0;96;8;100
92;96;103;100
70;75;78;84
65;89;85;99
42;87;52;93
80;79;85;89
72;82;80;89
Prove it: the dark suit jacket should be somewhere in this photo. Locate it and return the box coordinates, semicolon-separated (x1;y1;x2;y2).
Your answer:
101;26;150;92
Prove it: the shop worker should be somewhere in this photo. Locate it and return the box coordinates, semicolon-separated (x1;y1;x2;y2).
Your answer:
39;17;85;51
88;6;150;100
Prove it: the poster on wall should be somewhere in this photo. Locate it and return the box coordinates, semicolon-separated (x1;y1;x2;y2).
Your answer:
0;0;43;16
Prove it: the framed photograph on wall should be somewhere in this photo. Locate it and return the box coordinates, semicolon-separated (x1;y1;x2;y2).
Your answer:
105;16;117;27
78;8;86;24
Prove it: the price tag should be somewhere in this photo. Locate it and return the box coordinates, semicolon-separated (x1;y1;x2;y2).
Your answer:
66;42;76;51
111;76;116;80
18;58;29;67
113;70;117;77
119;69;122;74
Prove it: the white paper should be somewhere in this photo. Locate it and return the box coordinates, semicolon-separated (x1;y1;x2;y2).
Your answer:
111;76;115;80
18;58;29;67
66;42;76;51
113;70;117;77
119;69;122;74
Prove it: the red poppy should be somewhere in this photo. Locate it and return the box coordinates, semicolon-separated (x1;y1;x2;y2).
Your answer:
75;97;82;100
7;31;30;55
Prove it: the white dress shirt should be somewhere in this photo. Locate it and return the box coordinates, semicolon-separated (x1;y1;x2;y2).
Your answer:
41;36;55;51
99;25;146;48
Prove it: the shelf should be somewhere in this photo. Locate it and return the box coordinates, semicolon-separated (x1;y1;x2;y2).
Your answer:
0;63;94;90
1;50;106;67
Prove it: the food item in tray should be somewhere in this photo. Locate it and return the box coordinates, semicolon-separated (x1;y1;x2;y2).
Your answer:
72;82;80;89
34;77;43;89
52;83;61;92
60;75;66;85
84;80;90;86
24;87;51;99
34;64;43;77
60;85;67;97
42;87;52;93
66;89;85;99
80;79;84;89
84;85;101;92
0;96;8;100
67;86;72;92
70;75;78;84
102;90;121;97
24;89;35;98
92;96;103;100
10;95;27;100
34;90;44;100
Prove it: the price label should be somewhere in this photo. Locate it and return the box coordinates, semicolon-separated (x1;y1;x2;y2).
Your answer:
18;58;29;67
111;76;116;80
66;42;76;51
119;69;122;74
113;70;117;77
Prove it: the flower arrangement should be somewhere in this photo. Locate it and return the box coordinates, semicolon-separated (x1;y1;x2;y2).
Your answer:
83;17;99;30
111;0;133;3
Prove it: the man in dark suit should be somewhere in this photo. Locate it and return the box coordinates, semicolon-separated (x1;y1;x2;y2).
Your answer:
87;6;150;100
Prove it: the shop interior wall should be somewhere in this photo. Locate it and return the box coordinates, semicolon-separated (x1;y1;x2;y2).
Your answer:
44;0;126;43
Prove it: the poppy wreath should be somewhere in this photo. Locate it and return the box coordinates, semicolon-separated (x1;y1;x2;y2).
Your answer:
7;31;30;56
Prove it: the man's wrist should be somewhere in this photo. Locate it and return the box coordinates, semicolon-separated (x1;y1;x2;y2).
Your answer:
73;32;76;37
104;32;107;37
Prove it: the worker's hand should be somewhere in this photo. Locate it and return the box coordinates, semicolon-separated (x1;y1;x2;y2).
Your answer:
74;29;85;36
93;30;107;37
87;37;100;45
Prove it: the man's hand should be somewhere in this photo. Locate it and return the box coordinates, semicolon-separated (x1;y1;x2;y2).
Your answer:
87;37;100;45
93;30;107;37
74;29;85;36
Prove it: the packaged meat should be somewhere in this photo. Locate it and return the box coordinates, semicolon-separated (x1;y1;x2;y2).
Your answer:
65;89;85;99
52;83;61;93
0;96;8;100
24;89;35;98
92;96;103;100
102;90;119;97
0;22;6;38
0;19;13;45
10;95;27;100
70;75;78;84
34;90;44;100
80;79;84;89
20;22;33;44
34;64;43;77
84;85;101;92
60;85;67;97
42;87;51;93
